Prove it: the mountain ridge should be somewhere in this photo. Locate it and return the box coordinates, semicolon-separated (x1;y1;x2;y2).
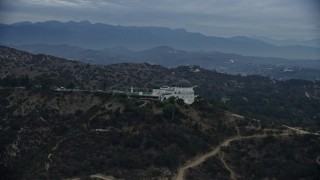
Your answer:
251;35;320;48
1;21;320;59
10;44;320;81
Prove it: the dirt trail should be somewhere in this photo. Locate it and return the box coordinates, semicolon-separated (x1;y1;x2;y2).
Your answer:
64;173;119;180
90;174;120;180
225;112;244;119
45;128;120;179
174;134;272;180
174;130;309;180
225;111;242;135
139;101;147;107
283;125;319;135
219;153;236;180
46;111;317;180
233;119;240;136
45;138;65;178
316;156;320;165
174;123;320;180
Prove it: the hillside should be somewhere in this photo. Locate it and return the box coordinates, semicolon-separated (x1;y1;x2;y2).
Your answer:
1;46;320;179
0;46;176;90
0;88;241;179
1;46;319;129
186;135;320;179
1;89;318;179
1;21;320;59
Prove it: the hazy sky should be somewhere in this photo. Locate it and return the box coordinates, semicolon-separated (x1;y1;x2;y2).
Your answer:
1;0;319;40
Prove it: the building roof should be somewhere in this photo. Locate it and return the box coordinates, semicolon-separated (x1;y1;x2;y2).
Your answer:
175;79;192;88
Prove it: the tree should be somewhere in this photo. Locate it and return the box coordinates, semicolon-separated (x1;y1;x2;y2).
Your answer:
176;98;185;105
66;82;76;89
35;75;53;89
163;104;175;119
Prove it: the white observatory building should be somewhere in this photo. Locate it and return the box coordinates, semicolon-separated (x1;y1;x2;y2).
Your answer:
152;80;195;104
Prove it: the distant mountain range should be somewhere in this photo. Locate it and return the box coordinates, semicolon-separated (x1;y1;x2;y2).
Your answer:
1;20;320;59
251;36;320;48
11;43;320;67
11;43;320;81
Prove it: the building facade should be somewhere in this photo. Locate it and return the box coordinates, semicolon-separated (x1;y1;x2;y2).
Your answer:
152;80;195;104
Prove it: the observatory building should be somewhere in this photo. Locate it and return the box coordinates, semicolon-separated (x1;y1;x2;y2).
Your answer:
152;80;195;104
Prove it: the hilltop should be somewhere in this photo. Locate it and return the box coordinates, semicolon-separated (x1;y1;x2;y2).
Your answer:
1;46;319;129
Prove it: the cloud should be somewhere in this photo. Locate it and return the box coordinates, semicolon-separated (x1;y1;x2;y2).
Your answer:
0;0;319;40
